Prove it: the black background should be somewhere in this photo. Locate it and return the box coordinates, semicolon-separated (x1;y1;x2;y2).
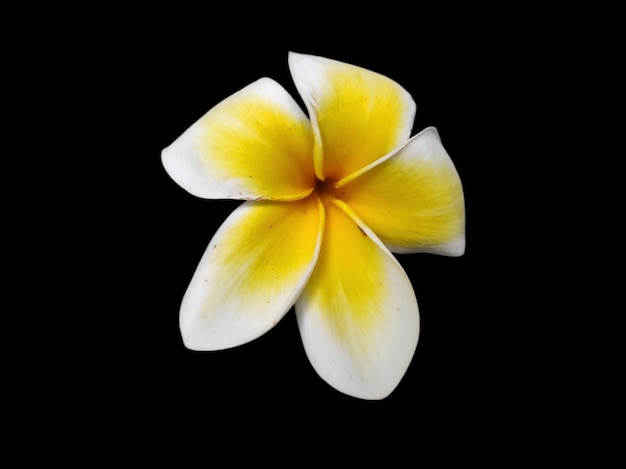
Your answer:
124;34;516;425
32;7;603;459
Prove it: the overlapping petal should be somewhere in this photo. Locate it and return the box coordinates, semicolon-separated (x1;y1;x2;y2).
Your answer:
180;196;324;350
338;127;465;256
289;52;416;181
295;198;419;399
162;78;316;201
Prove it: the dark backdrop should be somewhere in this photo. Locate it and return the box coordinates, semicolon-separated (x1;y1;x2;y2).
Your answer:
52;9;577;459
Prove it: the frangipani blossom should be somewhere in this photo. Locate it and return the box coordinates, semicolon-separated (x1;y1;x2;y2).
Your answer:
162;52;465;399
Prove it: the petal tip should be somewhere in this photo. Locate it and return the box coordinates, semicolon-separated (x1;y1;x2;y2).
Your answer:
161;145;178;182
179;323;212;352
287;52;319;86
180;333;203;352
287;50;311;64
446;234;466;257
433;233;466;257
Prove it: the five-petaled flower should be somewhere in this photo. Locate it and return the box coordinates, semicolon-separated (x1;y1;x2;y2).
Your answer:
162;53;465;399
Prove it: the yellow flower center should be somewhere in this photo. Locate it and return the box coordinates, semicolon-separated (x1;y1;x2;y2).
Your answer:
313;177;345;204
314;177;331;194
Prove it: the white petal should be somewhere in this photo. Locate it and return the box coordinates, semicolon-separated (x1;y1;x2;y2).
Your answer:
295;198;419;399
288;52;416;181
162;78;315;201
180;197;323;350
339;127;465;256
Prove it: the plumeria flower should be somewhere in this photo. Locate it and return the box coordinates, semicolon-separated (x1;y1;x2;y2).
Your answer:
162;52;465;399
